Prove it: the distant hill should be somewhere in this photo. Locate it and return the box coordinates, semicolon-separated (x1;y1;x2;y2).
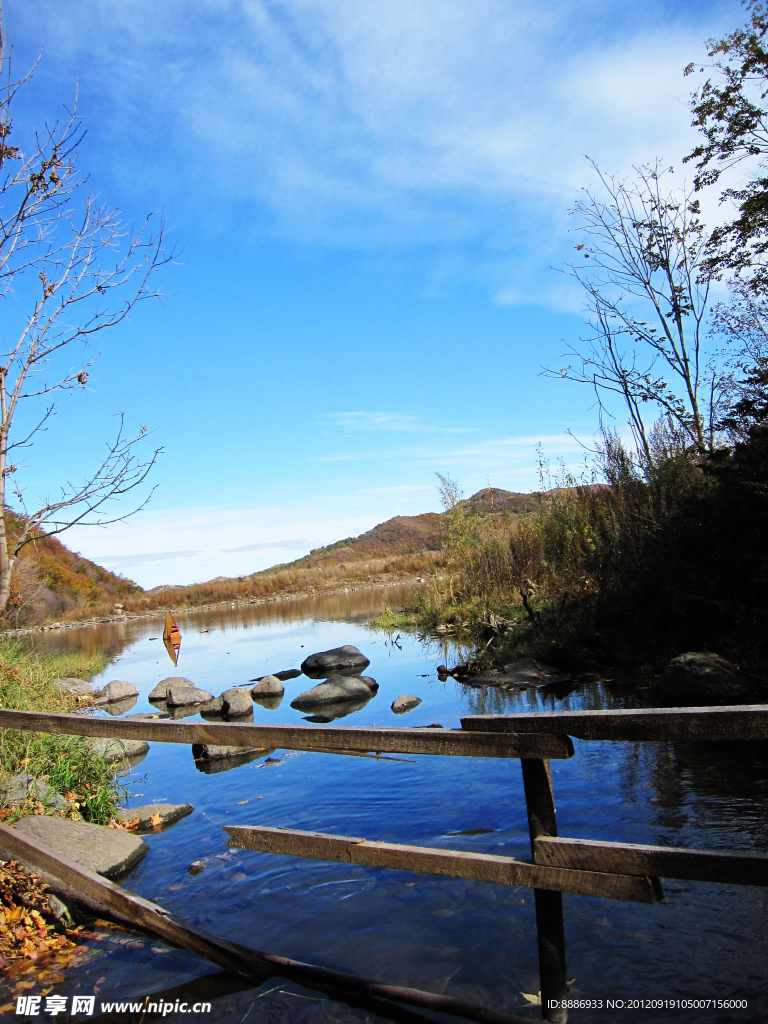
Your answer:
3;485;608;625
4;510;141;625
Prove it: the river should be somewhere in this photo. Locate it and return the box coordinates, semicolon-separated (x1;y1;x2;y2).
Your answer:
5;585;767;1023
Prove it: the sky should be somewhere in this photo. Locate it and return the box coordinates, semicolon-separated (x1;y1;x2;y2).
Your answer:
3;0;745;588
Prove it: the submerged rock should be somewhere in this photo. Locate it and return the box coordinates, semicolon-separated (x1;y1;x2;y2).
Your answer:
0;774;69;812
291;674;378;709
94;680;137;705
148;676;195;701
391;694;422;714
465;658;571;689
657;652;759;702
301;645;370;677
117;803;193;832
6;816;148;879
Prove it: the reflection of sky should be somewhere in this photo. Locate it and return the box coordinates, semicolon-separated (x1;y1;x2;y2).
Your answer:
26;591;768;1020
5;1;745;587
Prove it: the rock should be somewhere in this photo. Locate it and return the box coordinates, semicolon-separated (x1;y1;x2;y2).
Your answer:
100;695;138;716
392;694;422;714
47;894;73;923
148;676;195;701
658;652;758;702
89;737;150;768
54;677;94;696
188;860;206;876
93;680;137;705
301;645;370;677
273;668;302;681
166;685;214;707
291;674;378;709
8;815;148;879
436;665;449;678
117;803;193;832
251;675;285;697
0;774;69;812
166;704;205;721
465;658;571;689
220;687;252;715
252;693;283;711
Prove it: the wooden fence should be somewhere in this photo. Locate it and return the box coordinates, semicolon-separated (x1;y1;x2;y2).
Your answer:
1;704;767;1024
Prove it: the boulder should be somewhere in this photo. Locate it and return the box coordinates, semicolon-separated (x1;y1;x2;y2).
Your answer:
0;774;69;812
220;687;252;715
54;677;94;697
7;815;148;879
291;674;378;709
166;685;213;707
148;676;195;701
93;680;137;705
657;652;758;702
89;737;150;768
392;694;422;714
301;645;370;677
251;675;284;697
117;803;193;832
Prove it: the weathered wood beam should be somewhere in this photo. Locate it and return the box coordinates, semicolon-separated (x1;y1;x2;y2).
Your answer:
224;825;663;904
0;708;573;759
535;837;768;887
0;823;531;1024
520;759;568;1023
461;705;768;742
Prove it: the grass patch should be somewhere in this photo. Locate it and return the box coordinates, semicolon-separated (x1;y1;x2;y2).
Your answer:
0;639;123;824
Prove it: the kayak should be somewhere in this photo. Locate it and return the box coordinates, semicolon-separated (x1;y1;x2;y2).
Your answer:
163;611;181;665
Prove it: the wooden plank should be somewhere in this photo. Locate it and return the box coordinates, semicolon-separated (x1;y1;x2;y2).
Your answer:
461;705;768;742
535;837;768;887
224;825;663;904
0;708;573;760
0;823;531;1024
520;759;568;1024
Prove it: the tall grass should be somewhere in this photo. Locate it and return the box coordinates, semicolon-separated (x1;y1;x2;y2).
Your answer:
0;640;122;824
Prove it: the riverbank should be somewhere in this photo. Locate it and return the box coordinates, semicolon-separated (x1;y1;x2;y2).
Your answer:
0;640;121;825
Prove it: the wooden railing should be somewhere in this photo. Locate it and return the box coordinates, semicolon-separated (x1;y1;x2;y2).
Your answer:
1;704;767;1024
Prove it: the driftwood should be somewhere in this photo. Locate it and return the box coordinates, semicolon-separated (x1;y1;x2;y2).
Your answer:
461;705;768;742
535;837;768;886
224;824;663;904
0;823;531;1024
0;708;573;760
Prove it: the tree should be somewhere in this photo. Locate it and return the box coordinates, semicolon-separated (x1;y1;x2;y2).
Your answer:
0;15;169;613
685;0;768;290
550;160;723;466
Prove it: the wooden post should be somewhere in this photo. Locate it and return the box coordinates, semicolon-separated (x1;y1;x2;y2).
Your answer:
520;758;568;1024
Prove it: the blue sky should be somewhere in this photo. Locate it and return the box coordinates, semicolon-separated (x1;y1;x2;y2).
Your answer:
4;0;742;587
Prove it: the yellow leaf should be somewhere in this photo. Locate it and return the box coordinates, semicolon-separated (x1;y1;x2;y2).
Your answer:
149;813;163;828
521;992;541;1005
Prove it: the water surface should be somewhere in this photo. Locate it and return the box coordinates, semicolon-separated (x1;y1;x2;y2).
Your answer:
8;587;767;1023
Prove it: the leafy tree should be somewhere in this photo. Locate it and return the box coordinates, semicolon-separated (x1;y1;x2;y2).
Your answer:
685;0;768;289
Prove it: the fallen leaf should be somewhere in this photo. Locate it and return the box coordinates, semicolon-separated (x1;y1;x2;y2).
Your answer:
237;800;249;805
149;813;164;828
521;992;541;1006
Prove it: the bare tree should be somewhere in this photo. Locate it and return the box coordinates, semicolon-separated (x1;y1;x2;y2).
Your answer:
0;13;169;613
549;161;723;466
